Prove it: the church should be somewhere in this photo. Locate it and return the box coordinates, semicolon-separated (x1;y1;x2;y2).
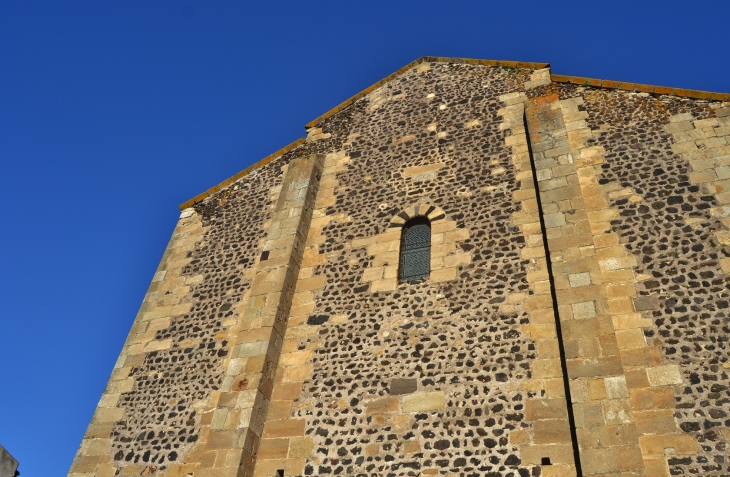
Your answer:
69;57;730;477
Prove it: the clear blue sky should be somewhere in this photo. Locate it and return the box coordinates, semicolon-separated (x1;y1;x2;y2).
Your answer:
0;1;727;475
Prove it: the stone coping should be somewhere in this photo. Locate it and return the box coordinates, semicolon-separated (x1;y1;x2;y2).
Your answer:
304;56;550;130
551;73;730;101
178;138;306;210
179;57;730;211
178;57;547;210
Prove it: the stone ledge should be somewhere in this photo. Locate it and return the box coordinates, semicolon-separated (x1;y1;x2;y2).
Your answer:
552;74;730;101
180;58;729;214
178;138;306;210
305;56;549;130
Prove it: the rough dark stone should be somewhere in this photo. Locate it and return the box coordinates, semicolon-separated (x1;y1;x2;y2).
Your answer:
389;378;418;395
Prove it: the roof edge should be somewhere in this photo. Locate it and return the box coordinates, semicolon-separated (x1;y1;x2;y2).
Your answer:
304;56;550;129
179;57;730;211
178;137;306;210
551;74;730;101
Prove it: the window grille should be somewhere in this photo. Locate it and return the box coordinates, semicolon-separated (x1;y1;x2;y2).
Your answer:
399;217;431;282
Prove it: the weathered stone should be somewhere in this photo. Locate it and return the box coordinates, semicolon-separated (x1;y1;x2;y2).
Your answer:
72;58;730;477
389;378;417;395
647;365;683;386
364;397;399;414
526;398;569;420
633;295;659;311
401;392;446;413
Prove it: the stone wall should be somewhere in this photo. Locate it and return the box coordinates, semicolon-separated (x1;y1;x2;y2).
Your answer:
0;445;19;477
574;87;730;476
253;62;570;477
70;58;730;477
69;152;294;476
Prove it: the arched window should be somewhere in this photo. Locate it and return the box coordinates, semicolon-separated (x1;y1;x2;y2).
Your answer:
399;217;431;282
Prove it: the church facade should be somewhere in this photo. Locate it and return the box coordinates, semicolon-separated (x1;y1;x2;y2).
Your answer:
69;57;730;477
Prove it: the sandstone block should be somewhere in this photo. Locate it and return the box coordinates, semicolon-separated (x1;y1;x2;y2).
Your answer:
634;409;678;435
633;295;659;311
370;278;397;292
587;379;608;400
295;275;326;292
543;464;578;477
535;338;560;358
94;407;124;423
509;428;530;445
580;445;643;473
143;338;172;352
266;400;292;421
263;419;305;439
520;443;575;465
624;369;651;389
545;378;566;398
237;340;269;358
365;396;399;414
282;363;313;383
605;282;636;299
272;382;302;401
719;257;730;274
525;294;555;311
569;379;589;403
288;436;314;459
82;438;112;456
615;328;646;350
639;434;698;456
69;455;100;473
526;398;568;420
430;267;457;283
543;212;566;228
620;346;663;367
533;419;572;444
401;391;446;413
568;272;591;287
603;398;632;425
532;358;563;379
647;365;683;386
521;324;556;339
643;458;671;477
279;349;311;366
566;356;623;378
604;376;629;399
84;422;114;439
257;437;289;460
571;301;596;319
561;316;613;341
207;429;242;449
581;401;606;426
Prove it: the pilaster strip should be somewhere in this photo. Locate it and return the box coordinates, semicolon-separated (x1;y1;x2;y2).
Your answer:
252;149;351;477
526;94;647;476
557;97;700;477
188;154;323;477
499;91;578;477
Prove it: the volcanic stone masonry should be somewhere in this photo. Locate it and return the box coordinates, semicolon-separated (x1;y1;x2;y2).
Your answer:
69;57;730;477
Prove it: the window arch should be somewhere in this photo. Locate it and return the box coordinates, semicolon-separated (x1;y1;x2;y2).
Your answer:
399;217;431;282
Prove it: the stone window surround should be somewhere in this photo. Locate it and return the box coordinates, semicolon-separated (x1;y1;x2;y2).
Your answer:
358;202;471;292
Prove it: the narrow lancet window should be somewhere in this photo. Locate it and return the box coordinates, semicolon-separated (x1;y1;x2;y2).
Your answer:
399;217;431;282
